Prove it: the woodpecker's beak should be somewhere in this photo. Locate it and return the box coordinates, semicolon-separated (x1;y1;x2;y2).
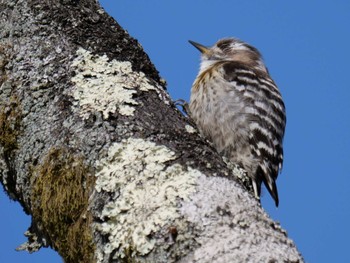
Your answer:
189;40;209;54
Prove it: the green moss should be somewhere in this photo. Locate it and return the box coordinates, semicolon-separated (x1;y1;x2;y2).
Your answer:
122;246;139;263
0;45;19;163
0;96;21;155
0;43;11;86
31;148;95;263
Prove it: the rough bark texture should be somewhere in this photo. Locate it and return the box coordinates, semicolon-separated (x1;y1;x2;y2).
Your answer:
0;0;304;262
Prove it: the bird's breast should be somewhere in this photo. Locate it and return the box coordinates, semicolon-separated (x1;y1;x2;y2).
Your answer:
189;67;249;153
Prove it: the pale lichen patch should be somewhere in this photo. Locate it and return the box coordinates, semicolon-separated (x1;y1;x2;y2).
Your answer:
185;124;196;134
70;48;157;119
94;138;201;260
223;157;248;180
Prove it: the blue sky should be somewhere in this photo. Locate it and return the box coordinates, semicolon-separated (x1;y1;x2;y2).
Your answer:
1;1;350;262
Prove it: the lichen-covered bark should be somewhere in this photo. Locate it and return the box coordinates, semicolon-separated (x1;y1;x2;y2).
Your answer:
0;0;304;262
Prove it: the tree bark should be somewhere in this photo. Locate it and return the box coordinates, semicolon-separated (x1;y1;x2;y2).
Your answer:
0;0;304;262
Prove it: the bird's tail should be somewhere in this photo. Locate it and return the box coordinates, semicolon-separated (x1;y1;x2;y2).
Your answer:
257;164;279;207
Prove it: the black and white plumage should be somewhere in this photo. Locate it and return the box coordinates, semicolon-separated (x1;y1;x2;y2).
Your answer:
189;38;286;206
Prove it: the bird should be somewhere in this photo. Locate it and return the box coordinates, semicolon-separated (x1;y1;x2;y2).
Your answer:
188;38;286;206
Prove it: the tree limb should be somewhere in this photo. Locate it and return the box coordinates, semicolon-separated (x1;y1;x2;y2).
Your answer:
0;0;303;262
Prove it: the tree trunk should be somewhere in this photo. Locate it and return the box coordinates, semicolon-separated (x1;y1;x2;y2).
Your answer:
0;0;303;262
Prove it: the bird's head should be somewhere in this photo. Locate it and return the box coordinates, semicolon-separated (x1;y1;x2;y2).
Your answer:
189;38;267;73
